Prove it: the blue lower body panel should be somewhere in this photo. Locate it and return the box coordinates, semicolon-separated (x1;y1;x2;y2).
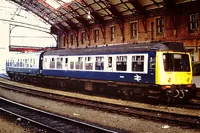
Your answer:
6;67;40;75
43;69;155;84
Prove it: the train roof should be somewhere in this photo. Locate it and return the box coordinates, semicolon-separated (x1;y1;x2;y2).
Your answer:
44;42;186;56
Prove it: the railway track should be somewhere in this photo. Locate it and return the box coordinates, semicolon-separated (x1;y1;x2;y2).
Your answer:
0;97;120;133
0;80;200;129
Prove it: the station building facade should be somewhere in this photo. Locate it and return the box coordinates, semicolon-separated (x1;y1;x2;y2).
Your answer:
56;2;200;61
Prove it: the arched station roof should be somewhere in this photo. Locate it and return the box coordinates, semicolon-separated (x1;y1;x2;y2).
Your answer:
9;0;198;33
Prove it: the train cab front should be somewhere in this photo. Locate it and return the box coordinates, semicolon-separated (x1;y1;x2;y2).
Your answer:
156;51;196;102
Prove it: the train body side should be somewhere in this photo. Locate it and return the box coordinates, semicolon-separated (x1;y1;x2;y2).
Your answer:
5;42;196;102
42;51;156;85
6;51;44;77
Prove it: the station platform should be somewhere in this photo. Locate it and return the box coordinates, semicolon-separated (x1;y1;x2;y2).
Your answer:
193;76;200;88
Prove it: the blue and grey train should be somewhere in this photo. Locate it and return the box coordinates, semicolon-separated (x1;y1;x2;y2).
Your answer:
6;42;197;102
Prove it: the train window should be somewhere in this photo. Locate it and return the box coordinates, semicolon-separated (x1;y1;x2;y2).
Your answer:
132;55;144;72
30;59;33;68
56;58;62;69
33;59;35;67
95;57;104;70
20;59;22;67
75;57;83;70
45;58;47;62
65;58;68;64
25;59;27;67
70;61;74;69
50;58;55;68
85;56;93;70
150;57;155;69
12;60;14;67
116;56;127;71
85;57;91;62
65;58;68;68
27;59;29;67
10;60;12;67
163;53;190;72
22;59;24;67
108;57;112;67
17;59;19;67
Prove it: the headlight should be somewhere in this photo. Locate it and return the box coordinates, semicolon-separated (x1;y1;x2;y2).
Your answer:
168;77;171;83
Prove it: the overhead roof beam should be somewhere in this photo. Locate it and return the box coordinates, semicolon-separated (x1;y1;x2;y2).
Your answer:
55;23;70;33
65;21;78;30
163;0;175;9
129;0;147;16
68;5;90;28
76;17;90;27
103;1;124;23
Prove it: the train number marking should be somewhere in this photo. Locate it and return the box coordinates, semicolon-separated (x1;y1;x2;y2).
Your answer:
120;76;124;78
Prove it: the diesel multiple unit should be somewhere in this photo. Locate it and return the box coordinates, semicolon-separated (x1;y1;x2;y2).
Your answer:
6;42;196;102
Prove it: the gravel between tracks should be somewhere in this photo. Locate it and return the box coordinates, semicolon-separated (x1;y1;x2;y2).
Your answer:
0;116;31;133
0;87;199;133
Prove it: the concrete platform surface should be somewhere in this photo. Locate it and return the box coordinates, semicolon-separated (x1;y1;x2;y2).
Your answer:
193;76;200;88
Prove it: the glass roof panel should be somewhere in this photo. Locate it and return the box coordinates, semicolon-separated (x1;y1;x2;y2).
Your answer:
45;0;72;9
45;0;60;9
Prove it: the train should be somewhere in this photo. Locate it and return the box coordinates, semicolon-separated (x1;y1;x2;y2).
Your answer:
6;41;197;102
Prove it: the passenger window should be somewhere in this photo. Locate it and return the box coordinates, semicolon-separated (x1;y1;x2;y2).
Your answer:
27;59;29;67
108;57;112;67
56;57;63;69
70;61;74;69
50;58;55;68
22;59;25;67
116;56;127;71
65;58;68;67
95;57;104;70
132;55;144;72
10;60;12;67
75;57;83;70
85;57;93;70
30;59;33;68
33;59;35;67
17;59;19;67
20;59;22;67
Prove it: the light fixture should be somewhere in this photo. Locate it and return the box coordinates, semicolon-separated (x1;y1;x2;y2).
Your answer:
87;11;91;19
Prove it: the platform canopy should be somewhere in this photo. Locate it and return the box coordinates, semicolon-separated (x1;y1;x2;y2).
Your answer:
9;0;199;34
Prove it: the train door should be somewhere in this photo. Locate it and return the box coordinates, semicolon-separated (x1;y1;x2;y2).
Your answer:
150;56;155;75
149;53;156;84
39;52;45;74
